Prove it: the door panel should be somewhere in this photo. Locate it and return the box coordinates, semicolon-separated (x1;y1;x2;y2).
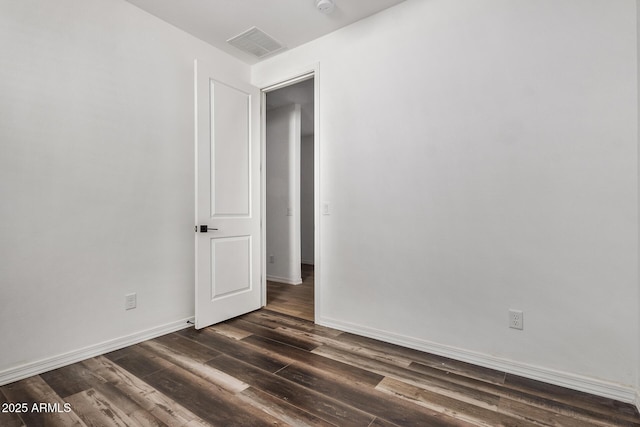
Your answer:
195;59;261;329
210;236;252;299
210;80;250;217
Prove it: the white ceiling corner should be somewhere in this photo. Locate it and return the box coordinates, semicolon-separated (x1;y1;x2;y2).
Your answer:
125;0;406;64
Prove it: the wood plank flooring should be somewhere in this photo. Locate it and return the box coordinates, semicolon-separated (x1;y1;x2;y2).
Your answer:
2;272;639;425
266;263;314;321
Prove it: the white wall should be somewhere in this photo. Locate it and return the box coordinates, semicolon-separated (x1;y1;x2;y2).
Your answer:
637;0;640;410
301;134;315;264
0;0;248;379
254;0;639;398
266;104;302;284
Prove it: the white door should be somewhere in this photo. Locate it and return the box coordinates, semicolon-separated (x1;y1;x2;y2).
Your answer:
194;59;261;329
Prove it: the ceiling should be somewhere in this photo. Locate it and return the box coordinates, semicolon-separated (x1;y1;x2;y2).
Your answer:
266;78;314;136
125;0;406;64
266;78;314;111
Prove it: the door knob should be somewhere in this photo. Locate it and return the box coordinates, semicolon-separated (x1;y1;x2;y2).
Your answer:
197;225;218;233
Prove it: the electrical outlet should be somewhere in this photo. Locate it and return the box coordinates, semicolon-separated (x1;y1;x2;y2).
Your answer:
509;309;523;330
125;293;137;310
269;255;275;264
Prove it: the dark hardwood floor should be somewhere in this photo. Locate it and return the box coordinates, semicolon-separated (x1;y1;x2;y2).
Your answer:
2;270;639;426
266;263;314;321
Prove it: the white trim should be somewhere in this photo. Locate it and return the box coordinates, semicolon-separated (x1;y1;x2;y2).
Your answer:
266;275;303;285
262;72;314;93
317;316;637;404
258;62;321;322
0;316;194;387
301;259;315;265
260;89;267;308
636;391;640;414
311;64;320;325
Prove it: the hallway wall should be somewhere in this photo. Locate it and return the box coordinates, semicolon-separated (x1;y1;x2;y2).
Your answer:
266;104;302;284
301;134;315;265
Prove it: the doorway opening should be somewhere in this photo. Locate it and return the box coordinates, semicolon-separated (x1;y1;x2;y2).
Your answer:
263;76;315;321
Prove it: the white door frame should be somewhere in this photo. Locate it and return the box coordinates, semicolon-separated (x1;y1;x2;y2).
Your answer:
260;64;320;322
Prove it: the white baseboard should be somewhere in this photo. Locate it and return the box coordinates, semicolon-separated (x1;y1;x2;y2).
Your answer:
0;316;194;387
636;391;640;414
317;316;636;404
266;275;302;285
301;259;314;266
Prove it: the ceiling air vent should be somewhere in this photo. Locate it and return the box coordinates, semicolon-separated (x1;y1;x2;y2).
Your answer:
227;27;284;58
